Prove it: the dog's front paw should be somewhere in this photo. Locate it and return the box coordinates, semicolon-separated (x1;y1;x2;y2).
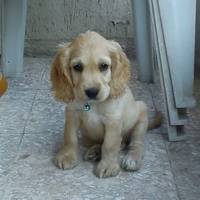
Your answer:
54;148;78;170
94;160;120;178
121;152;143;171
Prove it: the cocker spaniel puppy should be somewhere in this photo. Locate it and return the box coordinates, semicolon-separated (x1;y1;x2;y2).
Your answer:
51;31;161;178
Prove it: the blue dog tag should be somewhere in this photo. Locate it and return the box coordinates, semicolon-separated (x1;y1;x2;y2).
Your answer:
83;102;91;111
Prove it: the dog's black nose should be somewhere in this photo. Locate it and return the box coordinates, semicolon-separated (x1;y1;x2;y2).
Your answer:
85;88;99;99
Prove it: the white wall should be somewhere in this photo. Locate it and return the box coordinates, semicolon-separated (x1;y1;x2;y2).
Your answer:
25;0;134;56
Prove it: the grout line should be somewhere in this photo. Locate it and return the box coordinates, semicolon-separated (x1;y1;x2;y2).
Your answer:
15;89;38;159
22;90;38;133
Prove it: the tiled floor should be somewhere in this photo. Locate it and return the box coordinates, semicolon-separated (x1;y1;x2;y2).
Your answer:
0;57;199;200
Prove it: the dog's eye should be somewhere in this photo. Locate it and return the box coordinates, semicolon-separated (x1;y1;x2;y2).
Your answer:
99;63;109;72
73;63;83;72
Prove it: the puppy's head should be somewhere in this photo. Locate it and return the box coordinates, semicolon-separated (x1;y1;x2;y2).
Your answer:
51;31;130;103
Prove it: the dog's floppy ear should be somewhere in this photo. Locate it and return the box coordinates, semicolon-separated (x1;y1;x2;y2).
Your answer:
108;41;131;98
51;43;74;103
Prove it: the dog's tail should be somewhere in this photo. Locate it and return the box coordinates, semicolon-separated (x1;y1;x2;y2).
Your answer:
148;111;163;130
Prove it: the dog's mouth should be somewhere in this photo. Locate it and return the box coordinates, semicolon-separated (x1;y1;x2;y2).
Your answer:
86;96;108;103
86;96;99;101
84;93;102;102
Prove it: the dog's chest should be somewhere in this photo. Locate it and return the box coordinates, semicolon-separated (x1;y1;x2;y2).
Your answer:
79;107;108;142
81;108;103;130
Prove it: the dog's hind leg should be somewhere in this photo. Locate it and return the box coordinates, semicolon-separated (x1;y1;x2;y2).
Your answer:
121;101;148;171
84;144;101;162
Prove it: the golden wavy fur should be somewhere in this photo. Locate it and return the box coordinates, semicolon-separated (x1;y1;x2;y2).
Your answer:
51;44;74;103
